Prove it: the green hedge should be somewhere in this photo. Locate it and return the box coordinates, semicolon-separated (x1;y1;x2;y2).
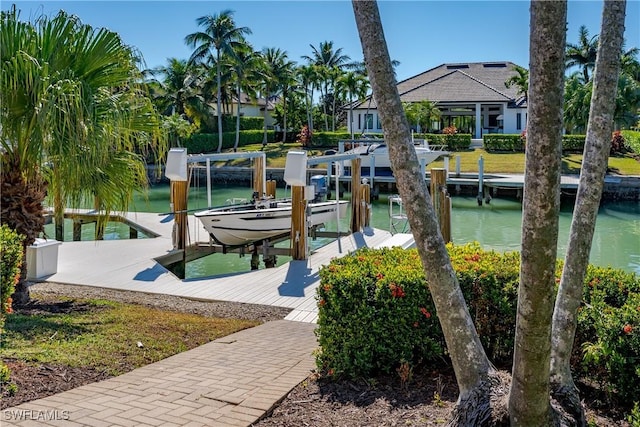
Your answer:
416;133;472;151
483;134;587;152
184;130;275;153
483;134;525;152
312;132;353;147
211;116;264;132
316;242;640;403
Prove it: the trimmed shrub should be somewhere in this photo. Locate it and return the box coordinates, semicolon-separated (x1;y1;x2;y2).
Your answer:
447;242;520;363
316;242;640;402
562;134;586;152
483;134;525;152
316;247;442;379
577;266;640;402
211;115;264;132
314;131;353;148
418;133;471;151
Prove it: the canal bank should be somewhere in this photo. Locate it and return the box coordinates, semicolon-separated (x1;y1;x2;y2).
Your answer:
147;165;640;201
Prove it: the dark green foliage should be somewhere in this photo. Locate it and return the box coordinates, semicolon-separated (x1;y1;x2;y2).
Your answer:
483;134;586;152
621;130;640;154
483;134;526;152
577;266;640;402
314;132;353;147
184;131;275;153
316;247;442;379
210;116;264;132
1;224;22;316
316;243;640;402
418;133;472;151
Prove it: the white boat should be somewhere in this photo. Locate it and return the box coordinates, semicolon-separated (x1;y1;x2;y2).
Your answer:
344;139;449;171
194;197;349;247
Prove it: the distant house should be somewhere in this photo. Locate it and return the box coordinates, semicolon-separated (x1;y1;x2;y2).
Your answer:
213;93;279;129
349;62;528;139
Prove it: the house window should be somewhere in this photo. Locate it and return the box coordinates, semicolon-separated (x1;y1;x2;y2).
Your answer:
364;114;373;131
377;116;382;129
358;114;361;129
516;113;522;130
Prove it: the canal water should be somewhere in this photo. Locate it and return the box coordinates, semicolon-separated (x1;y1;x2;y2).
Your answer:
47;184;640;277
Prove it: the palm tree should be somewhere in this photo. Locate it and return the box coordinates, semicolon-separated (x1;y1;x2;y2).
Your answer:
1;7;166;303
277;61;297;142
504;64;529;100
185;10;251;152
338;71;370;138
146;58;201;117
258;47;289;146
403;100;441;134
303;41;353;131
566;25;599;82
297;64;321;132
226;43;260;151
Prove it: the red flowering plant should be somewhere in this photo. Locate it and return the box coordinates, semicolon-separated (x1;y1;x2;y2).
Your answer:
578;266;640;402
296;125;313;147
315;247;442;379
442;125;457;135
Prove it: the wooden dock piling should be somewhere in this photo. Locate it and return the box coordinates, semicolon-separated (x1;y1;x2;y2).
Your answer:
430;168;452;243
290;186;307;260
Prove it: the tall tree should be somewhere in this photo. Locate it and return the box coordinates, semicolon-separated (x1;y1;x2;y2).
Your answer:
338;71;369;138
1;7;165;302
146;58;201;117
227;43;260;151
551;1;626;424
258;47;289;146
297;64;321;132
351;2;497;424
508;2;567;424
303;41;352;131
185;10;251;152
566;25;599;82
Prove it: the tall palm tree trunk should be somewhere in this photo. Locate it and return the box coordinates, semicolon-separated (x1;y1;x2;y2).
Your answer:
234;82;242;152
216;51;224;153
551;1;626;423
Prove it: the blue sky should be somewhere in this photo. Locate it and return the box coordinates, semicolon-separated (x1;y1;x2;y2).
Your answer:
4;1;640;82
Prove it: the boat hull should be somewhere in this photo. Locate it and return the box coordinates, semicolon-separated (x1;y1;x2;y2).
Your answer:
194;200;349;246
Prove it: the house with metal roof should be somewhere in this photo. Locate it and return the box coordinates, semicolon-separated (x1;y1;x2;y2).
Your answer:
349;62;528;139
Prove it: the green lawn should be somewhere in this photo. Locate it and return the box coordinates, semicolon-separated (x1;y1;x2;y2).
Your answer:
429;149;640;175
226;144;640;176
1;294;258;376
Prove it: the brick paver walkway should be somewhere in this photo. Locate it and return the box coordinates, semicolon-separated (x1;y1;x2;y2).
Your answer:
2;320;317;427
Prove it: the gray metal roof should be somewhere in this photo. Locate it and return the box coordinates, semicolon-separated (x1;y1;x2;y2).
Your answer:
354;61;527;109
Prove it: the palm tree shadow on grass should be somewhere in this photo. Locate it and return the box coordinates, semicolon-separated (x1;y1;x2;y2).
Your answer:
562;158;583;174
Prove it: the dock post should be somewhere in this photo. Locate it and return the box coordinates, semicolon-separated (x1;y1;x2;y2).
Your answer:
350;158;361;232
266;180;277;198
253;155;265;196
361;184;371;227
290;186;307;260
430;168;452;243
165;148;189;253
455;155;461;177
129;227;138;239
477;155;484;206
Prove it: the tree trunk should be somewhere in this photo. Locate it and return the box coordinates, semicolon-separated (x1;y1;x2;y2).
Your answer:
283;88;288;142
508;1;567;425
352;2;497;422
263;86;270;146
234;82;242;152
551;1;626;423
216;50;223;153
1;155;48;305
